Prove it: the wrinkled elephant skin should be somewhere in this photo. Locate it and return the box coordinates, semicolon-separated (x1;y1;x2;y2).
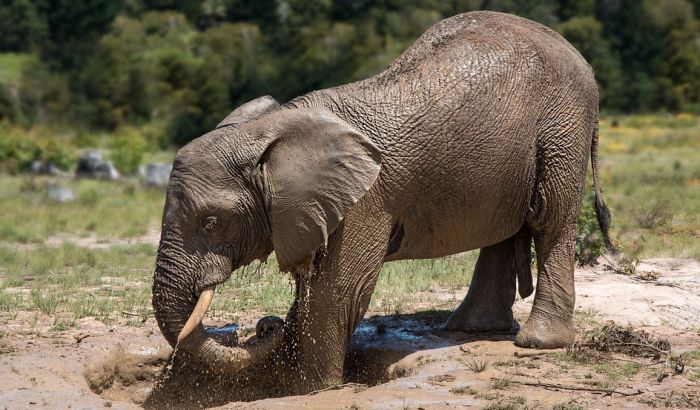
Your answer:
151;11;612;396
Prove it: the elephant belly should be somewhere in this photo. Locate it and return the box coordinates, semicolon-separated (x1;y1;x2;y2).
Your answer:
385;198;526;261
382;137;535;262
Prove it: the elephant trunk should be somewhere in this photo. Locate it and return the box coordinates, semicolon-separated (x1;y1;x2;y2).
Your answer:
152;249;284;373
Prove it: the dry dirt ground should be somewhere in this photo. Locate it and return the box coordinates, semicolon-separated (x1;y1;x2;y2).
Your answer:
1;258;699;409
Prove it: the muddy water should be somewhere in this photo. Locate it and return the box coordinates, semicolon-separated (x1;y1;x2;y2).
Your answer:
1;258;699;409
83;317;461;407
82;315;518;408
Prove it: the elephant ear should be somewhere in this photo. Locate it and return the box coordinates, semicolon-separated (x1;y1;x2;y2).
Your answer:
256;107;382;271
216;95;279;128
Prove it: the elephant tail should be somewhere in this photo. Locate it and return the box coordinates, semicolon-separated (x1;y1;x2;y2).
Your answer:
591;123;616;253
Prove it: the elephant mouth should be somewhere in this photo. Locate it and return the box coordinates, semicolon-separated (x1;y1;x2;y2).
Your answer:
174;285;287;373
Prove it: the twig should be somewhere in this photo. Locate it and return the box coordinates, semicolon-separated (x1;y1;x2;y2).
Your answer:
307;382;368;396
654;282;686;291
578;341;670;356
74;333;90;344
121;311;143;317
514;349;563;358
612;356;659;366
494;378;644;397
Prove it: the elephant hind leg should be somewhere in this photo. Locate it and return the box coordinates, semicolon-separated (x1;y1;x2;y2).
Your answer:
515;222;578;348
515;120;592;349
445;230;527;333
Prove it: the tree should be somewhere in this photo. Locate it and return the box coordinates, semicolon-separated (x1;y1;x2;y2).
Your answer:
36;0;123;69
596;0;664;111
643;0;700;110
0;0;48;52
556;16;625;110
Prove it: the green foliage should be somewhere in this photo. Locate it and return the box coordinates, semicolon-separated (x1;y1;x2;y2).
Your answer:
109;127;148;175
0;53;36;85
0;123;74;173
576;190;606;265
0;0;48;53
0;1;699;144
0;83;20;122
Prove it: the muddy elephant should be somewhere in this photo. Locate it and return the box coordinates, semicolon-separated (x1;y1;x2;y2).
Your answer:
152;11;612;394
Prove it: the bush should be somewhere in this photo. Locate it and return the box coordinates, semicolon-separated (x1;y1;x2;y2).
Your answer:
634;200;673;229
109;127;148;175
33;127;73;171
576;191;607;266
0;122;73;173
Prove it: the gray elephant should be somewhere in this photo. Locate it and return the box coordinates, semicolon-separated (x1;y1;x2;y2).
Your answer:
152;11;612;394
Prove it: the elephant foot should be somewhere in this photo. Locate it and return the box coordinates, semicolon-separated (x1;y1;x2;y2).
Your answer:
445;303;518;334
514;315;575;349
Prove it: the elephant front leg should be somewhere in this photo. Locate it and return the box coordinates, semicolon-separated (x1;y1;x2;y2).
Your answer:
290;206;391;393
445;234;520;333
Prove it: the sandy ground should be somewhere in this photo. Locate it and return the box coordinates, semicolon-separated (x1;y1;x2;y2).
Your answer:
1;258;699;409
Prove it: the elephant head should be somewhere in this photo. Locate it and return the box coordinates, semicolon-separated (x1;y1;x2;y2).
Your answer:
152;96;382;374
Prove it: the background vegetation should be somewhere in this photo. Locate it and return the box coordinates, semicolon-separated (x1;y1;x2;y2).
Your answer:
1;0;700;151
0;1;698;329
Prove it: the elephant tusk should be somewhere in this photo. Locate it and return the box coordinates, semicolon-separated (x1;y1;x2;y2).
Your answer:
178;285;215;342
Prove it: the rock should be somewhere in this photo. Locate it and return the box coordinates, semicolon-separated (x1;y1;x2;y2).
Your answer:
31;160;65;176
46;184;75;203
143;163;172;187
75;150;120;180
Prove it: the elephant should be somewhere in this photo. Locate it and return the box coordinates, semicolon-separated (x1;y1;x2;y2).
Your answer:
152;11;612;395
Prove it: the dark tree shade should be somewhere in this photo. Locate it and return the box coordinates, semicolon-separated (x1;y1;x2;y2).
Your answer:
0;0;699;144
0;0;48;52
35;0;124;69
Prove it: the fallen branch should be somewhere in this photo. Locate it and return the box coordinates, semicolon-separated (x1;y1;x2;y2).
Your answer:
494;378;644;397
74;333;90;344
514;349;563;358
578;341;670;356
612;356;659;366
307;382;368;396
121;311;143;317
654;282;687;291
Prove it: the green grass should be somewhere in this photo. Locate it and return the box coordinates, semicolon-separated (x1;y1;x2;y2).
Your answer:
0;176;165;243
0;53;37;86
449;385;477;395
461;356;488;373
369;253;477;315
0;241;473;326
491;376;515;390
0;243;156;324
599;113;700;258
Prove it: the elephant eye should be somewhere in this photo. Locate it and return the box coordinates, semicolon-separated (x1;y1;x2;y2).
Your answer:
203;216;218;232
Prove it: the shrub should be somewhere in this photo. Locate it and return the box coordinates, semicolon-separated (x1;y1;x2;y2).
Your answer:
576;191;607;266
109;126;147;175
33;126;73;170
634;200;673;229
0;123;73;173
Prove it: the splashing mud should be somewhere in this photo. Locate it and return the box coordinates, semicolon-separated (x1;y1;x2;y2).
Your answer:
84;345;172;404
